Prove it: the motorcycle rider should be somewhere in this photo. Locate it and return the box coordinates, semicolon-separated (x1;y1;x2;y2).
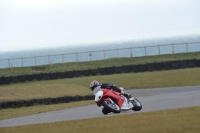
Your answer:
90;80;131;106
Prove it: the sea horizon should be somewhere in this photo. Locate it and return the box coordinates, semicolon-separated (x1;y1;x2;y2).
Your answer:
0;34;200;68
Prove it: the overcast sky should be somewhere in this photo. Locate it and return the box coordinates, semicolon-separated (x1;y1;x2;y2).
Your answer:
0;0;200;52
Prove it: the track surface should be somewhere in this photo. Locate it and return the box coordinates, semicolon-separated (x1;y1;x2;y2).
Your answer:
0;86;200;127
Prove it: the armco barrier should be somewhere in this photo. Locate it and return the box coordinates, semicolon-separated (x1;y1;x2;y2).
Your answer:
26;74;34;81
42;73;50;80
139;64;147;72
196;59;200;67
90;69;99;75
34;73;42;80
81;69;90;76
99;68;106;75
188;59;196;67
57;72;66;78
106;66;115;74
171;61;180;69
155;62;163;70
180;60;188;68
49;72;58;79
12;76;19;83
0;95;94;109
18;75;26;82
3;76;11;84
115;66;123;73
163;61;172;70
65;71;74;78
122;65;132;73
0;77;3;85
132;65;139;72
74;70;82;77
147;63;155;72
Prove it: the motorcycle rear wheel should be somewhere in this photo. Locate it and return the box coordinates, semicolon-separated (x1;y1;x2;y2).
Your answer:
102;100;121;114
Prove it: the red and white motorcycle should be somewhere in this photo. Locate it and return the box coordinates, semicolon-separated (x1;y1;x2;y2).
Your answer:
94;86;142;115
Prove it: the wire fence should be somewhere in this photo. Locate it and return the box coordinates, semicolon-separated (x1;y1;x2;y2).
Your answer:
0;42;200;68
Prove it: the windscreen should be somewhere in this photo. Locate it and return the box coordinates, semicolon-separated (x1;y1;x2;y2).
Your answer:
93;86;101;95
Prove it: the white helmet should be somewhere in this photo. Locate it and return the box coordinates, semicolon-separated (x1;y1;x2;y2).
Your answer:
90;80;100;91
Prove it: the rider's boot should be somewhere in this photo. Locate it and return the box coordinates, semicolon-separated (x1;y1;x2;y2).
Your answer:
123;92;132;102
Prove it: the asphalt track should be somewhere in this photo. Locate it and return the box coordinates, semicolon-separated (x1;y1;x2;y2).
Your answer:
0;86;200;128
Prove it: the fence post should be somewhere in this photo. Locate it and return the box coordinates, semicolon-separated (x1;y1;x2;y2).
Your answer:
48;55;50;65
50;61;52;68
21;58;23;67
144;46;147;56
130;48;132;57
76;53;78;62
62;54;64;63
158;45;160;55
89;52;92;61
117;49;119;58
172;44;174;56
34;57;37;66
186;43;188;53
7;59;10;68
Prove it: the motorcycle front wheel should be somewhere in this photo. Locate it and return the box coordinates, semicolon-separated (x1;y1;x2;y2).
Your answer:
131;98;142;111
102;100;121;114
102;107;110;115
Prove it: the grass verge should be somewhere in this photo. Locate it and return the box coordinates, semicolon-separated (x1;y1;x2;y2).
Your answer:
1;67;200;102
0;67;200;120
0;100;94;120
0;106;200;133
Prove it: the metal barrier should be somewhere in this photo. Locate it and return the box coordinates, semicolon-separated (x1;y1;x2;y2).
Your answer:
0;42;200;68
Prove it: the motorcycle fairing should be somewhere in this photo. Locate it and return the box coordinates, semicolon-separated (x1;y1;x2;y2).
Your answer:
104;90;134;110
95;89;133;110
120;95;134;110
95;89;124;108
95;90;103;102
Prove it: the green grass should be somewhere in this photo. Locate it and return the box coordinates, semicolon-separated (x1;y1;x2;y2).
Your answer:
0;83;91;102
0;100;94;120
0;52;200;76
1;106;200;133
1;67;200;102
1;67;199;120
1;52;200;123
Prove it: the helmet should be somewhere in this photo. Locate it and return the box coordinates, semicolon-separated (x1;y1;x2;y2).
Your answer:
119;87;125;94
90;80;100;91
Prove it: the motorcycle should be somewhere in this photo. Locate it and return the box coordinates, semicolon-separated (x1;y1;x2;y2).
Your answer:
94;86;142;115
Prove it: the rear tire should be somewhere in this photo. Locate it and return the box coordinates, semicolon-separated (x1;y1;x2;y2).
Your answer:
102;100;121;113
131;98;142;111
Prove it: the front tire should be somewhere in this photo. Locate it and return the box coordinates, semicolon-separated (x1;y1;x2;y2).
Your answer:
131;98;142;111
102;107;110;115
102;100;121;113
